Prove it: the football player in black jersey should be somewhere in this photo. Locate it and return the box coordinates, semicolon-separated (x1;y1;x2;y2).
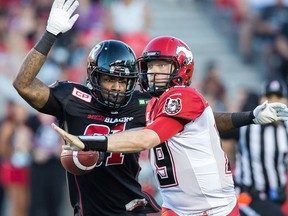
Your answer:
13;0;288;215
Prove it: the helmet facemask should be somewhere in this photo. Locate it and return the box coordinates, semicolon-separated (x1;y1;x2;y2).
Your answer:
87;64;137;110
138;57;181;97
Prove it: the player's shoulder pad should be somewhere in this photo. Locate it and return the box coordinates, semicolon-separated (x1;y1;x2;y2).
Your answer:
160;86;202;104
49;80;86;89
49;80;90;100
158;86;207;118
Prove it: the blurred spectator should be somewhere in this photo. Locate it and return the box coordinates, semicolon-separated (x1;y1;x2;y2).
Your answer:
200;61;228;112
253;0;288;74
274;22;288;84
237;89;260;112
214;0;248;25
74;0;104;33
0;5;34;78
105;0;151;37
235;0;268;63
253;0;288;41
69;0;106;50
27;113;66;216
0;101;31;216
0;101;14;216
104;0;151;57
213;0;252;52
213;0;288;65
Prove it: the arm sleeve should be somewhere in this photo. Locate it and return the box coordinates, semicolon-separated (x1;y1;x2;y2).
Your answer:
144;116;188;143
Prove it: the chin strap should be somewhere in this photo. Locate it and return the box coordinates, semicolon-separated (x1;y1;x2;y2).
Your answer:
78;135;108;152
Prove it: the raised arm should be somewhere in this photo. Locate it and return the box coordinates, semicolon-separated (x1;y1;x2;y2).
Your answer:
13;0;79;110
13;48;50;109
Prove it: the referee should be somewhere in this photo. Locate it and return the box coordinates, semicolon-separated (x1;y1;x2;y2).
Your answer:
235;79;288;216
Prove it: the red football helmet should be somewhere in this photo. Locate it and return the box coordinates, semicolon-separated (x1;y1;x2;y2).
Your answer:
137;36;194;97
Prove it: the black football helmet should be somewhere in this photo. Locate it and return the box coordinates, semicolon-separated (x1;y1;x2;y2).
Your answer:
86;40;138;109
137;36;194;97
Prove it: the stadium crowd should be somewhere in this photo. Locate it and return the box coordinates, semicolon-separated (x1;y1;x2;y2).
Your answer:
0;0;288;215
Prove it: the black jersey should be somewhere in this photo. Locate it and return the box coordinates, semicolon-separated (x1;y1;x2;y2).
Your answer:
39;81;160;216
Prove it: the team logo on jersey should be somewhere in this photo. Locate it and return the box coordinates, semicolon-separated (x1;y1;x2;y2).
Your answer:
164;97;182;115
138;99;150;105
72;88;92;103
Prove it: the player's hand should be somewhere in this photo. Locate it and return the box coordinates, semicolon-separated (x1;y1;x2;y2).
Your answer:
52;123;84;151
46;0;79;36
253;101;288;124
271;103;288;121
62;144;72;151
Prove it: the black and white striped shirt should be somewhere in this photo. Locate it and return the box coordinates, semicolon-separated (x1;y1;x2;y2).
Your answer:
234;121;288;202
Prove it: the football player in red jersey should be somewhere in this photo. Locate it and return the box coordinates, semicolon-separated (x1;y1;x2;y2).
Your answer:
13;0;288;215
53;36;288;216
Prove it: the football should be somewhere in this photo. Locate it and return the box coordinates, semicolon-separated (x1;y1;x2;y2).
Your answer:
60;149;99;175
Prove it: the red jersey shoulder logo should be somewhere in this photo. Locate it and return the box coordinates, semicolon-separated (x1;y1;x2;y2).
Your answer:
72;87;92;103
164;97;182;115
